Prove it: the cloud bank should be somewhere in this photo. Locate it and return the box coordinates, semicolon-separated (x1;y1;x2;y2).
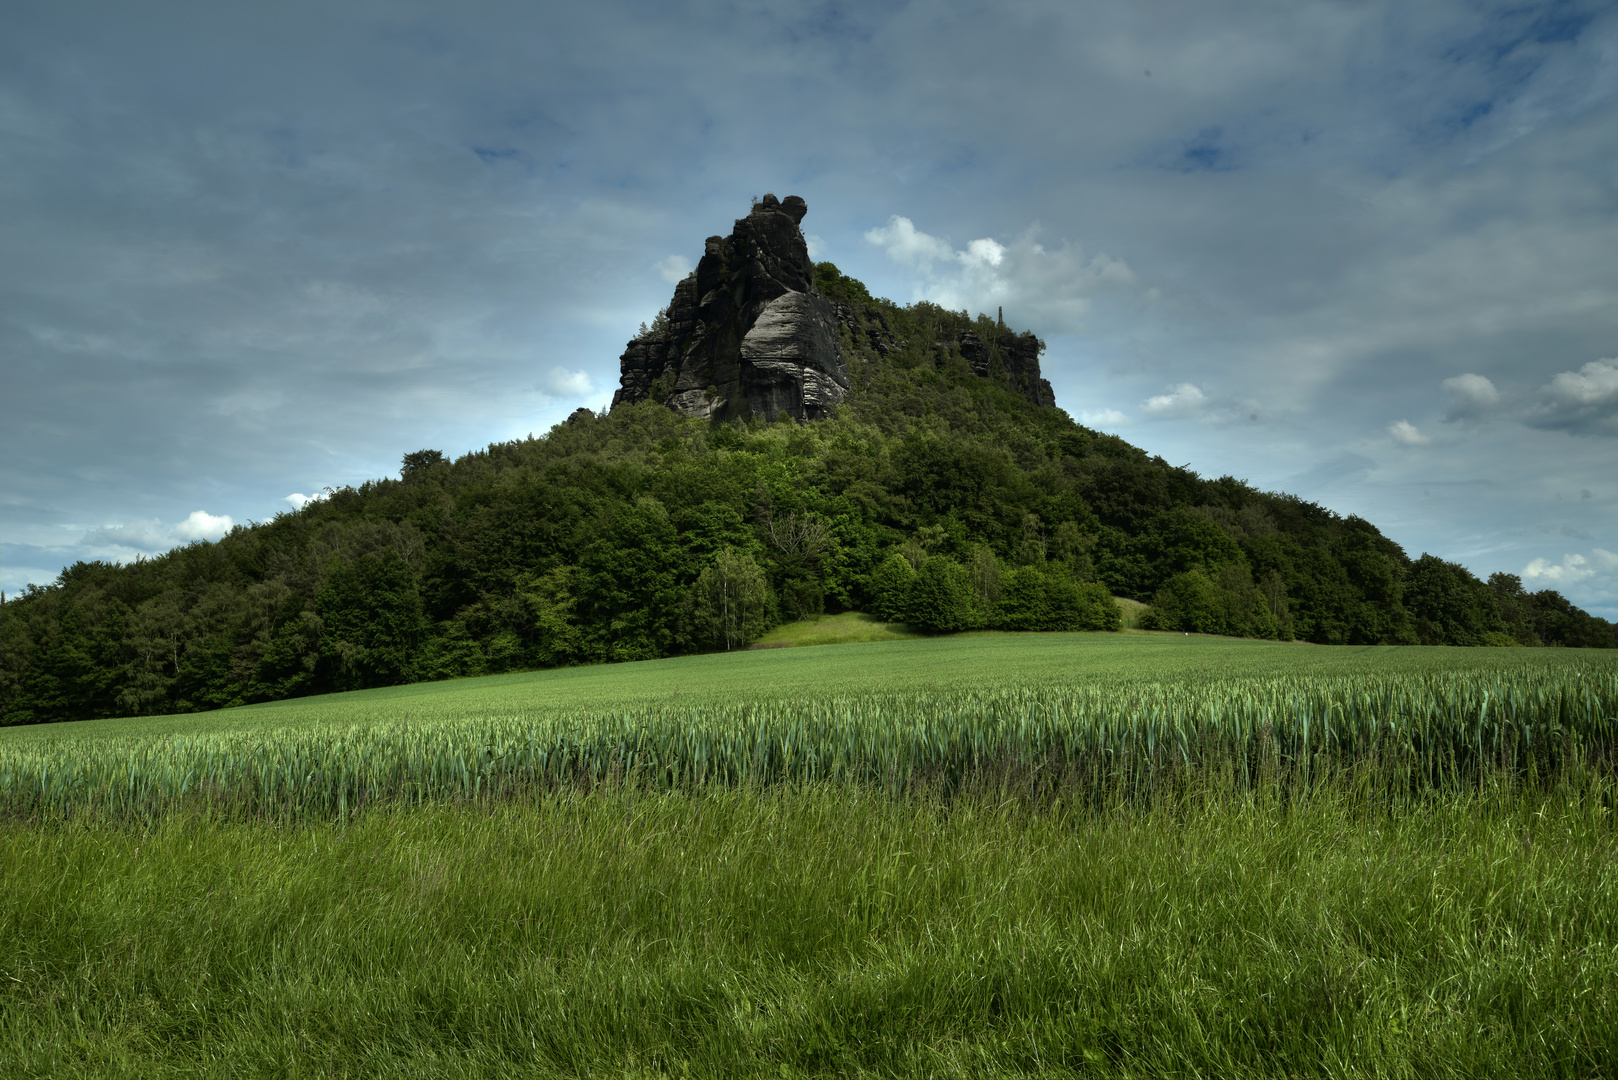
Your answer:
1;0;1614;620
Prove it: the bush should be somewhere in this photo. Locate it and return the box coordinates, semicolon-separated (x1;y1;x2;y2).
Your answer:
1141;569;1224;634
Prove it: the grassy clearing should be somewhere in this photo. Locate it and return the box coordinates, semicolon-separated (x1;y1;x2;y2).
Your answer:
3;782;1615;1077
749;611;921;648
1114;596;1149;630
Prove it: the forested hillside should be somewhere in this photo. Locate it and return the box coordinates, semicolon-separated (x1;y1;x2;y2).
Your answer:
2;262;1611;724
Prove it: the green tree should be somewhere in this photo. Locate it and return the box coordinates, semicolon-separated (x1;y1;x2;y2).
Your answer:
1404;554;1508;646
692;549;775;650
868;553;918;623
995;567;1119;632
905;556;973;633
1142;569;1226;634
963;544;1003;625
515;566;583;667
316;549;426;691
1134;508;1243;596
575;497;688;662
1074;581;1123;631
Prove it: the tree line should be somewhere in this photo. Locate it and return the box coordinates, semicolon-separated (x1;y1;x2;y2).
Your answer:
2;264;1611;724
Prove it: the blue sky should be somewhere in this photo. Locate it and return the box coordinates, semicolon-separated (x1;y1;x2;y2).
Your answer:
3;0;1615;618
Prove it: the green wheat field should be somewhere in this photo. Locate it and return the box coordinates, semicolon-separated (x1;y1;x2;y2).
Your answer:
4;633;1617;1077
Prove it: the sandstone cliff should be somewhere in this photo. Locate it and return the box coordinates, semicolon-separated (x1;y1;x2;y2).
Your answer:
612;194;849;423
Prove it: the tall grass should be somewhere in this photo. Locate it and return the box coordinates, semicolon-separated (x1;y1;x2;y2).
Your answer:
4;661;1615;820
3;781;1615;1077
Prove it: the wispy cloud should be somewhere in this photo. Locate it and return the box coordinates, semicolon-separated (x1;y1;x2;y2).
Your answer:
80;519;173;550
655;255;692;284
1080;407;1130;429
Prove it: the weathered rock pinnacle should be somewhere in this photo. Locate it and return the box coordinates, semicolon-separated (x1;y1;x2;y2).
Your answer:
611;194;850;423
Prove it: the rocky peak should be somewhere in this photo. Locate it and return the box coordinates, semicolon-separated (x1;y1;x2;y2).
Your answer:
612;194;849;423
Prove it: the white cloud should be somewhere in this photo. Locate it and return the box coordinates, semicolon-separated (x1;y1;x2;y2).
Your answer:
864;216;957;267
539;368;594;398
1441;373;1500;422
655;255;692;284
1388;419;1431;446
863;215;1138;332
173;510;234;541
962;237;1005;268
81;510;233;550
1080;407;1130;428
1141;383;1207;418
1526;358;1618;436
1523;552;1601;585
1594;548;1618;573
804;234;824;260
283;493;321;510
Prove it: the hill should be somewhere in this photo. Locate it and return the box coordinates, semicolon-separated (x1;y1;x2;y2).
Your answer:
1;195;1611;725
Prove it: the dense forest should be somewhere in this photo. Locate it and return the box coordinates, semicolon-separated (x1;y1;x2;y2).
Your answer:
2;262;1612;725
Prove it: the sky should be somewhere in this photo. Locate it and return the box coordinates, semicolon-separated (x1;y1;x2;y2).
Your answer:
2;0;1615;619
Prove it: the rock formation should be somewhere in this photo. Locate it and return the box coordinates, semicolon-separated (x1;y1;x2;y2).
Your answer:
954;326;1056;409
611;194;1057;420
611;194;850;423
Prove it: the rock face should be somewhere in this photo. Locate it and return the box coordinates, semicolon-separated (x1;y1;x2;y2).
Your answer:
611;194;850;423
956;328;1056;409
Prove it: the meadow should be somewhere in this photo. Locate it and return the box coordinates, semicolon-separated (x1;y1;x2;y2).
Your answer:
3;633;1618;1077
